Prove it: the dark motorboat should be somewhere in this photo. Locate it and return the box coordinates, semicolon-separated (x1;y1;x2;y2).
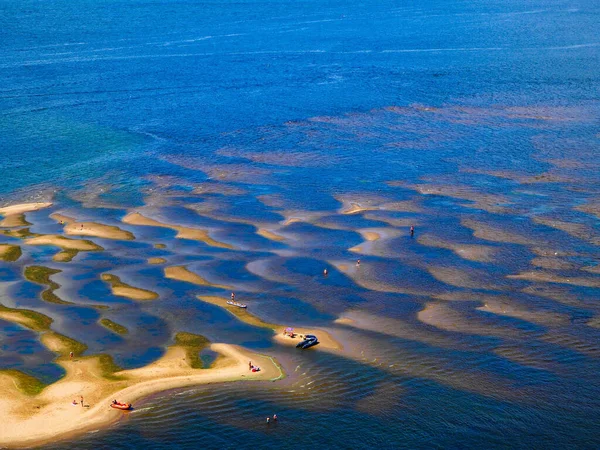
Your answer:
296;335;319;349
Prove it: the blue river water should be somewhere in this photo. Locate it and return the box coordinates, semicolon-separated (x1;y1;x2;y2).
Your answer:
1;0;600;448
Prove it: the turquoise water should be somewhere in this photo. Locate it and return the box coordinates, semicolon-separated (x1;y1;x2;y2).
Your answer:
2;0;600;448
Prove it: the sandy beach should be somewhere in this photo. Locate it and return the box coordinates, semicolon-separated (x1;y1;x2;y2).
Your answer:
101;273;159;301
165;265;232;289
0;340;282;448
0;202;52;227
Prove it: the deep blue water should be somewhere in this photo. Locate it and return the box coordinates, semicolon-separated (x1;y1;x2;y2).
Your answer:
2;0;600;448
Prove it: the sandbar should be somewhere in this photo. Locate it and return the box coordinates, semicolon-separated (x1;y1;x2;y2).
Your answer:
256;228;286;242
101;274;159;301
123;212;233;249
25;235;103;252
0;202;52;219
417;234;496;262
0;337;281;448
165;265;231;289
507;271;600;288
52;213;135;241
148;257;167;265
197;295;341;351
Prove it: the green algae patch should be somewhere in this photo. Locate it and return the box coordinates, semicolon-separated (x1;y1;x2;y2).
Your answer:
196;296;278;330
94;354;125;380
0;369;45;396
173;332;211;369
2;228;38;239
24;265;73;305
99;318;129;335
0;244;22;262
0;304;53;332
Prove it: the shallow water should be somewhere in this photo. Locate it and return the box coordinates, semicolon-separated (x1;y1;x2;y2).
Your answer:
2;0;600;448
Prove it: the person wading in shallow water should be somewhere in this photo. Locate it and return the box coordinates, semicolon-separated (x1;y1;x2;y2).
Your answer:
231;292;235;301
410;226;415;237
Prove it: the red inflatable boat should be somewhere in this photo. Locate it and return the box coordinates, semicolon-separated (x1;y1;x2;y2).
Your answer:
110;401;132;410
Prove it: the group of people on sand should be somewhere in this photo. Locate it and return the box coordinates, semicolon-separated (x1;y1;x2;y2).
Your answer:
72;396;84;407
248;361;260;372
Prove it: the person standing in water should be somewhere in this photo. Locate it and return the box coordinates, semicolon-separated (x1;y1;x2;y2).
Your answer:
410;226;415;238
231;292;235;300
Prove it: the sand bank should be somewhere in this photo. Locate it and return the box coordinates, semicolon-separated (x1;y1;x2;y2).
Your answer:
52;213;135;241
123;212;233;249
0;339;282;448
148;257;167;265
256;228;286;242
417;234;496;262
197;295;341;351
507;271;600;288
0;203;52;228
101;274;159;301
165;265;231;289
25;235;103;252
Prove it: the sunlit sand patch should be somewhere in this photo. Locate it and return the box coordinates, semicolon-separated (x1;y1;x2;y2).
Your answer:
333;317;355;325
280;210;327;227
396;182;512;214
587;317;600;329
148;257;167;265
362;213;420;228
101;273;159;301
0;329;282;448
256;228;287;242
165;266;231;290
196;295;342;351
99;318;128;335
531;257;577;271
349;228;403;255
0;244;22;262
25;235;104;252
417;234;496;262
52;213;135;241
507;271;600;288
0;202;52;227
427;266;504;290
336;194;422;215
122;212;234;249
192;181;247;196
532;216;600;246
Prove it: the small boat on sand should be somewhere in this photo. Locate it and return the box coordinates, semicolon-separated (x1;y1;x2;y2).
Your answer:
110;401;132;410
296;334;319;349
227;301;247;308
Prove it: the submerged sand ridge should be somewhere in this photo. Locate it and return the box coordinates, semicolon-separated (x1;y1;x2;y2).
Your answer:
122;212;234;249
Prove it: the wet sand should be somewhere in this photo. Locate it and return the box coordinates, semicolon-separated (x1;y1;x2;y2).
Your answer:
52;213;135;241
165;266;231;289
148;257;167;265
507;271;600;288
417;234;496;262
101;274;159;301
122;212;234;249
0;244;22;262
0;202;52;227
25;235;103;252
